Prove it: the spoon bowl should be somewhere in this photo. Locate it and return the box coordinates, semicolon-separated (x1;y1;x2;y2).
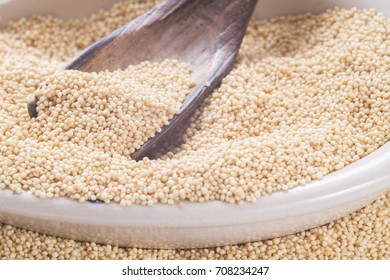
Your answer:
28;0;258;160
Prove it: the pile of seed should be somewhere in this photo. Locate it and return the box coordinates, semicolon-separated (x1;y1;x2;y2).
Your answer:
0;1;389;205
31;61;193;156
1;191;388;260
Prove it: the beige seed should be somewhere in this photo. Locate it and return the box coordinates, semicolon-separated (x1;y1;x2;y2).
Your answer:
0;2;388;208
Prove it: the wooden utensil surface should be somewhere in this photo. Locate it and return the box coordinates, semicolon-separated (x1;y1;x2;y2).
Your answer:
28;0;258;160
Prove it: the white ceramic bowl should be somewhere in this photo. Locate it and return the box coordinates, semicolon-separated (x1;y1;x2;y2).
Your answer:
0;0;389;249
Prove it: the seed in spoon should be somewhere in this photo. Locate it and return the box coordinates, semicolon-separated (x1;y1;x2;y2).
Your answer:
30;61;194;157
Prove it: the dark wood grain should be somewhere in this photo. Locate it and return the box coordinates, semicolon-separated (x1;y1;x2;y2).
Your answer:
28;0;258;160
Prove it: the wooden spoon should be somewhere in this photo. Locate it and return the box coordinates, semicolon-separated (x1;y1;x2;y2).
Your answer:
27;0;258;160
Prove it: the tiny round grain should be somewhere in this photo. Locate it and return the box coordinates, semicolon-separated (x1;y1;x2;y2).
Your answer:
0;1;389;207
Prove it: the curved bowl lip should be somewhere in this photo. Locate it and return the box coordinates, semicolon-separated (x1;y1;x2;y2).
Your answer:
1;142;389;228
